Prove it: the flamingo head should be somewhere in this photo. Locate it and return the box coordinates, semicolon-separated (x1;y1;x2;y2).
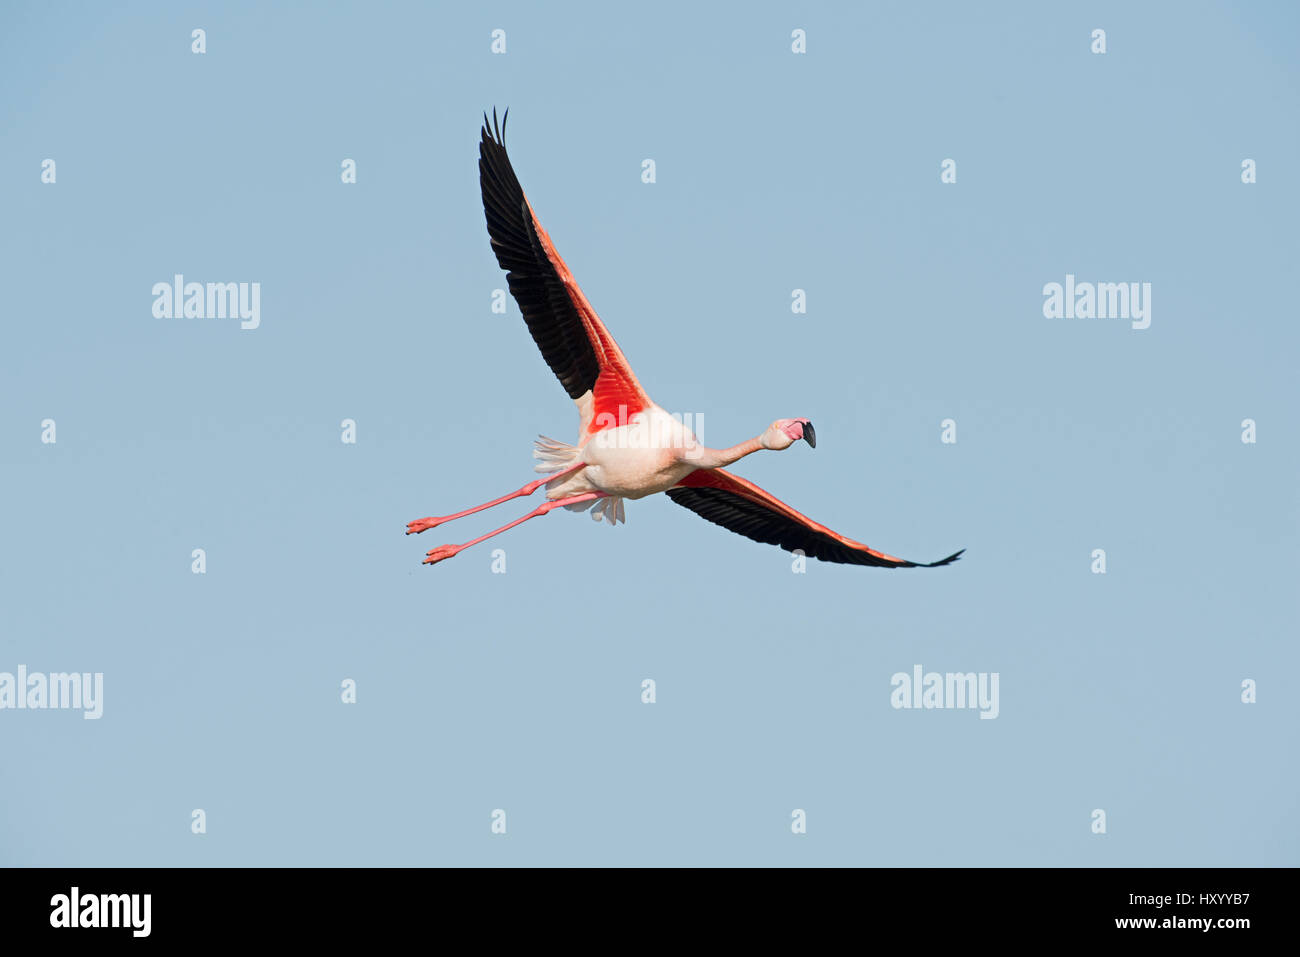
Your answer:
762;418;816;451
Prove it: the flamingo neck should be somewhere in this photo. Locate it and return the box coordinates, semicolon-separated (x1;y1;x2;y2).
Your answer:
688;436;764;470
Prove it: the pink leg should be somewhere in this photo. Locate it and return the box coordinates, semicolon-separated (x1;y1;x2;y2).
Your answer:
406;462;587;535
423;492;605;565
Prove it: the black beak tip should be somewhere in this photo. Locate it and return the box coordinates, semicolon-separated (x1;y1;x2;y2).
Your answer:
803;422;816;448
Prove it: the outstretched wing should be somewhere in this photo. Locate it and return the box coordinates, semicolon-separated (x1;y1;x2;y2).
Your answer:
478;109;651;438
667;468;964;568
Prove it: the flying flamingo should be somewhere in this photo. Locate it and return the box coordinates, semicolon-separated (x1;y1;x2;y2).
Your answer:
407;110;964;570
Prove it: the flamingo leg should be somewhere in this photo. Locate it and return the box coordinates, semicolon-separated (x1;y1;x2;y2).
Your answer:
422;491;606;565
406;461;587;535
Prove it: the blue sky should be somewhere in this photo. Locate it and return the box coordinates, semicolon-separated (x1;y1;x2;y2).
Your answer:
0;1;1296;865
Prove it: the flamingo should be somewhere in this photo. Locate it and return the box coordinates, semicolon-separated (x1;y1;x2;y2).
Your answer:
407;109;964;570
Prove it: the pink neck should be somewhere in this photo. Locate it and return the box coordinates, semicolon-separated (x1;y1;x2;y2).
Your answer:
688;436;763;470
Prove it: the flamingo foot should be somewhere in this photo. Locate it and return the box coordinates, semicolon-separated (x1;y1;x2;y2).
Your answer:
423;544;461;565
406;517;444;535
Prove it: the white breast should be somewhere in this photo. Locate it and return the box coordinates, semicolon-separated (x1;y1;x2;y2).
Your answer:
579;406;699;499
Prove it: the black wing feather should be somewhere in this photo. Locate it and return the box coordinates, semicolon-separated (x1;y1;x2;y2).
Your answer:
479;111;600;401
666;486;964;568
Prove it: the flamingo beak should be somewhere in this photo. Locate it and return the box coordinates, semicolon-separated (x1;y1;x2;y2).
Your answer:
802;421;816;448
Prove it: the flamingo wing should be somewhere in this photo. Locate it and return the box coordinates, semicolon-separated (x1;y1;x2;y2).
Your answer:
479;109;651;438
667;468;964;568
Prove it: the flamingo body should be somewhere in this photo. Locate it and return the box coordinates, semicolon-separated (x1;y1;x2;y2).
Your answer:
545;407;701;501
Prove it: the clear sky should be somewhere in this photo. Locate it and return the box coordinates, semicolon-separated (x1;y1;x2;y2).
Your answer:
1;1;1296;866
